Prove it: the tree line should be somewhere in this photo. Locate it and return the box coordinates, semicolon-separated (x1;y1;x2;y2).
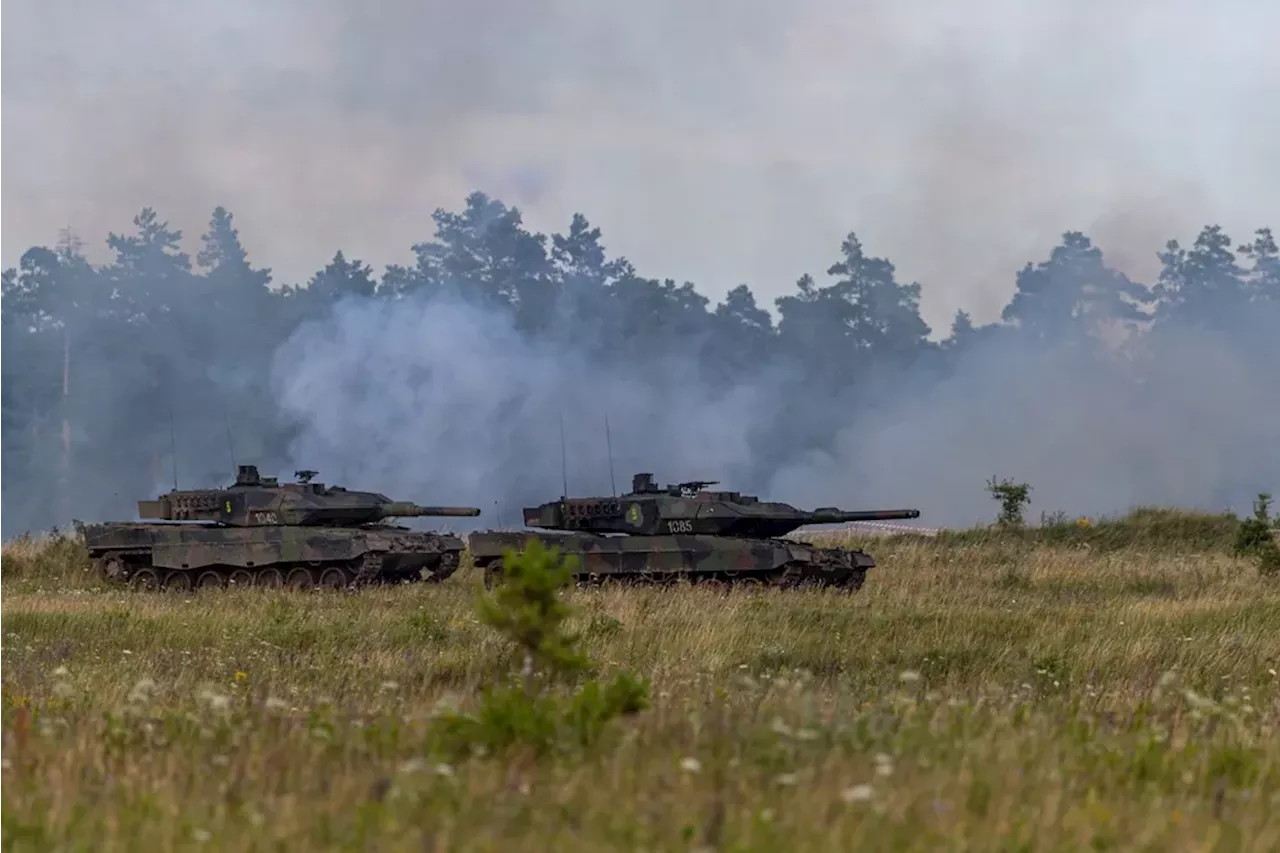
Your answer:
3;191;1277;535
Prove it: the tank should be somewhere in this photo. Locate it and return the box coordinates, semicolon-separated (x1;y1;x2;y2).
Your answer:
467;472;921;590
78;465;481;592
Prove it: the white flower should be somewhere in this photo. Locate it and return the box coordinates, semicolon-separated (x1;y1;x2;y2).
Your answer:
680;757;702;774
775;773;798;786
898;670;921;684
841;784;874;803
128;678;157;703
191;828;212;843
198;688;231;711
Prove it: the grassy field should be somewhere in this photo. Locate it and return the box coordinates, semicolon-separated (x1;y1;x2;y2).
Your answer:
3;514;1279;852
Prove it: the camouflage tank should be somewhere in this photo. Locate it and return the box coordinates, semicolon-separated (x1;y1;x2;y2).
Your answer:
78;465;481;592
468;472;920;590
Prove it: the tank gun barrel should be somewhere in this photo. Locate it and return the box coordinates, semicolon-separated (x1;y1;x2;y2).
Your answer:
378;502;482;518
805;508;921;524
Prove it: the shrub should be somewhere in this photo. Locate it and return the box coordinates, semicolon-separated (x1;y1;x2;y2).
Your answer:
1234;492;1280;577
430;539;649;761
986;476;1032;527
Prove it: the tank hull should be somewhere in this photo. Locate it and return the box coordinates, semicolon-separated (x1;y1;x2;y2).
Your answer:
80;522;466;591
467;530;874;590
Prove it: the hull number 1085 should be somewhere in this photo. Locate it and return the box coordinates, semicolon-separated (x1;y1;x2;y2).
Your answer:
666;519;694;534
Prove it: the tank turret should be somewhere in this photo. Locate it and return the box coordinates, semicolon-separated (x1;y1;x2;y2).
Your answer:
519;472;919;538
136;465;481;527
469;471;923;592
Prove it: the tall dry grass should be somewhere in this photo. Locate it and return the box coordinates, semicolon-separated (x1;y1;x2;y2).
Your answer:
3;524;1279;851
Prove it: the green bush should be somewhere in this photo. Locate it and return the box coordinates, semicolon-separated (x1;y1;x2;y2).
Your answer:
986;476;1031;527
1234;493;1280;577
430;538;649;761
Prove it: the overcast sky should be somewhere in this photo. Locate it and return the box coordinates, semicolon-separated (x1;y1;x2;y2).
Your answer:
4;0;1277;331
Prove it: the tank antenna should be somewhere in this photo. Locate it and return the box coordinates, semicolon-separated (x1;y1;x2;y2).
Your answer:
165;383;180;490
558;412;569;499
222;405;238;473
605;412;617;497
495;499;503;529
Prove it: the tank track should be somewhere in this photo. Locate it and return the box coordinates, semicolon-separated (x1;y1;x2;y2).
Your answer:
479;546;869;591
90;550;462;593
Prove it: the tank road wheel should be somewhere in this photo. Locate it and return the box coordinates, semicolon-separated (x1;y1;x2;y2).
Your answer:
481;561;504;590
423;552;459;584
97;556;127;582
228;569;255;588
128;568;161;592
318;566;352;591
255;568;284;589
286;567;315;590
197;571;226;591
836;571;867;592
769;566;804;590
163;571;193;593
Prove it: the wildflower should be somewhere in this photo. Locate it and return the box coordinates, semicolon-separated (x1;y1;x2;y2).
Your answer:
191;828;212;843
899;670;921;684
397;758;427;774
680;757;702;774
841;784;874;803
380;681;400;692
234;671;247;681
434;763;455;777
775;772;798;786
122;650;133;655
128;678;157;703
264;697;287;711
874;753;895;777
198;688;231;711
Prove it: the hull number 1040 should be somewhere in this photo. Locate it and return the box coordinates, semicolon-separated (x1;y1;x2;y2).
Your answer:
253;511;279;524
666;519;694;534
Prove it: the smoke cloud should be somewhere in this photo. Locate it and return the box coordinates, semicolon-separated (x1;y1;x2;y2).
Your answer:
270;289;1280;531
272;293;794;525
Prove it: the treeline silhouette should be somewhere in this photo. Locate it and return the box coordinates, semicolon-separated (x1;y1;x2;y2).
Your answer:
3;191;1278;535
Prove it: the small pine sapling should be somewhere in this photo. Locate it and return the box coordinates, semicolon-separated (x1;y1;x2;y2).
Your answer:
430;538;649;760
1234;492;1280;577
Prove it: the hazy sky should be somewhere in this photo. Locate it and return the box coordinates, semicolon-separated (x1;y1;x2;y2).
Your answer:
4;0;1277;331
